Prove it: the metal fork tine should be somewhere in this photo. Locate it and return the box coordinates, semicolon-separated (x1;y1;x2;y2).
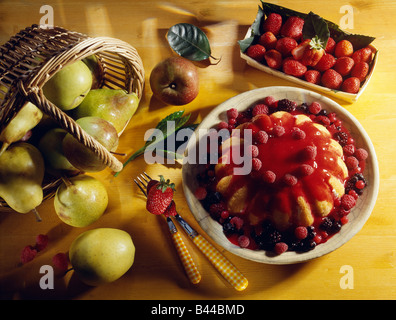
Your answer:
134;178;147;197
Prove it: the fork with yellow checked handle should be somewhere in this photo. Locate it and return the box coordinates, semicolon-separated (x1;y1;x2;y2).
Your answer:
134;175;201;285
136;172;248;292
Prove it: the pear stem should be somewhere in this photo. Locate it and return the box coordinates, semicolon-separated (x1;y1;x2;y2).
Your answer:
110;151;127;156
32;208;42;222
61;176;73;187
0;142;10;157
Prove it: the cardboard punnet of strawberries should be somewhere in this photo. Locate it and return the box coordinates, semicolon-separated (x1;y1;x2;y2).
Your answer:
239;1;378;102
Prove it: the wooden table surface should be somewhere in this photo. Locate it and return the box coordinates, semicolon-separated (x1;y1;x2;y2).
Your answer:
0;0;395;300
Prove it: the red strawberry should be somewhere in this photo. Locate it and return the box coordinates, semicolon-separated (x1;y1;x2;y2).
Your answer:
163;200;177;217
352;47;372;63
351;61;369;81
297;36;325;67
304;69;321;84
280;16;304;40
321;69;343;89
262;13;282;36
264;49;283;69
146;175;175;215
275;37;297;57
341;77;360;94
325;37;336;54
283;59;307;77
259;31;277;49
333;56;355;76
291;39;309;60
334;40;354;58
315;53;336;72
246;44;266;62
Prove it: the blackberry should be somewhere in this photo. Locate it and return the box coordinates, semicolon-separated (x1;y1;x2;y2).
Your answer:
202;191;222;211
333;131;349;146
331;221;342;233
277;99;297;112
319;217;334;232
306;226;317;239
318;109;328;116
296;103;308;113
345;173;367;195
223;221;236;235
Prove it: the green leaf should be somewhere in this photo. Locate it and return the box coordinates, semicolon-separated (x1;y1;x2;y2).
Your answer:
302;11;330;48
167;23;216;61
114;111;192;176
238;5;263;52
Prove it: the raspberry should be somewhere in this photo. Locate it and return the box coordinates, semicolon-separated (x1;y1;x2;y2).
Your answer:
35;234;49;252
346;156;359;169
302;145;317;160
308;101;322;115
315;53;336;72
264;49;283;69
252;158;262;171
249;144;259;158
259;31;277;49
230;216;244;230
316;115;331;126
299;164;314;176
52;252;69;272
20;245;37;264
263;170;276;183
342;77;360;94
341;194;356;210
352;47;372;64
304;69;321;84
334;40;354;58
283;59;307;77
273;125;285;137
252;104;269;116
275;37;298;57
333;57;355;76
194;187;208;200
237;235;250;248
283;174;297;186
291;127;306;140
264;96;277;107
351;61;369;82
321;69;343;90
294;226;308;240
255;130;269;144
262;13;283;36
246;44;266;62
354;148;368;161
217;121;229;130
343;144;355;156
274;242;288;255
227;108;238;120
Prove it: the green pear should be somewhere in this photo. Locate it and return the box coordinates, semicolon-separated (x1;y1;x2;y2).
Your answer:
0;102;43;156
54;175;108;227
69;228;135;286
43;60;92;111
0;142;44;214
82;55;102;89
38;128;79;175
62;116;119;172
72;88;139;133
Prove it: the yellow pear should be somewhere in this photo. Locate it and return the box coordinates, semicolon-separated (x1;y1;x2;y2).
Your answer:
0;102;43;156
0;142;44;214
69;228;135;286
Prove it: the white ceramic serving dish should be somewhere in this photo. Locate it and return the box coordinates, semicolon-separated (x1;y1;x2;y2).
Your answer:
182;86;379;264
240;29;378;103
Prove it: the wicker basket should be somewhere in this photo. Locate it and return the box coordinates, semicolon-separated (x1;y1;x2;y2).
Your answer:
0;24;145;207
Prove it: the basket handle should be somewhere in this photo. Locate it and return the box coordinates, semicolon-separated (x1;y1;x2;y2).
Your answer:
19;81;123;172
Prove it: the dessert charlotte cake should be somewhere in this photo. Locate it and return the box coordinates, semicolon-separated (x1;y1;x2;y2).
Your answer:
194;97;369;255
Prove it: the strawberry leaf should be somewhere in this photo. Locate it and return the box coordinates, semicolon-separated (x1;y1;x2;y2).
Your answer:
302;11;330;48
167;23;219;61
114;111;193;176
